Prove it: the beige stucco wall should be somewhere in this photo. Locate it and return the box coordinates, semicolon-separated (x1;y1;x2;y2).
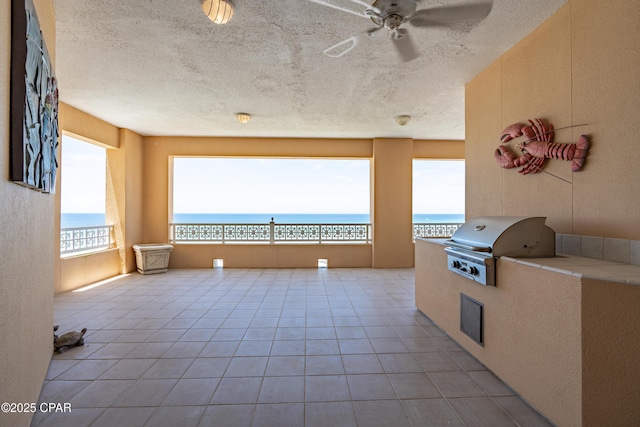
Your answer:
371;138;414;267
452;2;640;424
59;249;121;292
55;124;463;283
416;238;640;427
466;0;640;239
581;279;640;426
107;128;144;274
57;105;144;292
143;135;374;244
415;240;582;426
570;0;640;237
413;139;464;159
58;103;119;149
0;1;56;425
142;136;460;268
171;244;372;269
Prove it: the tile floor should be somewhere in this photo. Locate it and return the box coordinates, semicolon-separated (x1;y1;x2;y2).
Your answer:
34;268;552;426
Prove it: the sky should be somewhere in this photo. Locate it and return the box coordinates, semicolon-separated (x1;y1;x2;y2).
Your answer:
173;158;370;214
60;136;465;215
60;135;106;213
413;159;465;214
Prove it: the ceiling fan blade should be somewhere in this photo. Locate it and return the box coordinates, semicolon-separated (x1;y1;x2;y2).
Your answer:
347;0;381;14
323;26;382;58
323;35;360;58
366;26;384;37
391;29;419;62
306;0;368;18
309;0;380;18
409;1;493;28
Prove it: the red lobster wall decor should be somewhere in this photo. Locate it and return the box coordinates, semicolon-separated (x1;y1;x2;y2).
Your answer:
494;118;590;175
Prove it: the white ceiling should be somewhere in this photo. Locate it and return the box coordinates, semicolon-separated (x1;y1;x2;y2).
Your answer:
52;0;567;140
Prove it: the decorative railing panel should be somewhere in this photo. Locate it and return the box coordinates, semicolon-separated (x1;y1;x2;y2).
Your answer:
413;223;462;239
173;224;271;242
60;225;115;255
274;224;371;242
170;223;372;244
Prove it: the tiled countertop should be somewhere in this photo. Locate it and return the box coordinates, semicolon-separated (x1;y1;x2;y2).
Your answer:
415;238;640;285
501;254;640;286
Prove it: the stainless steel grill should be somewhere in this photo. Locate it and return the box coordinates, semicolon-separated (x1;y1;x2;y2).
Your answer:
444;216;555;286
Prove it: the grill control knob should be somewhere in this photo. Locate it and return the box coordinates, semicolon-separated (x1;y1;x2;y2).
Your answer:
469;266;479;275
451;260;461;269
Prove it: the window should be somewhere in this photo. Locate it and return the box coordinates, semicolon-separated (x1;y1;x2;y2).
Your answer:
60;135;106;228
412;160;465;224
172;158;370;224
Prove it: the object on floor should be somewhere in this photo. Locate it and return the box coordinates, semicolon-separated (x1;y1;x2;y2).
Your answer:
54;328;87;353
133;243;174;274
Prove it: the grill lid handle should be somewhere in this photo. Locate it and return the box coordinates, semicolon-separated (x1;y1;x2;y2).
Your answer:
444;240;492;253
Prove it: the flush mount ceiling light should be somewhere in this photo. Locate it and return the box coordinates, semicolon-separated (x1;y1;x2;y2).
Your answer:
202;0;235;25
236;113;251;124
395;115;411;126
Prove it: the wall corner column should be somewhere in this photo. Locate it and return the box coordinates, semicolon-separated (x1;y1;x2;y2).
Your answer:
106;128;144;273
371;138;414;268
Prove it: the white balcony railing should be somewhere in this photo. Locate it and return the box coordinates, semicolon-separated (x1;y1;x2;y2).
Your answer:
413;223;462;239
168;221;462;244
60;225;115;255
170;222;372;244
58;222;460;253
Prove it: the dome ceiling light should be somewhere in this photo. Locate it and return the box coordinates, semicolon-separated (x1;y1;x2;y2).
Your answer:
236;113;251;124
395;115;411;126
202;0;235;25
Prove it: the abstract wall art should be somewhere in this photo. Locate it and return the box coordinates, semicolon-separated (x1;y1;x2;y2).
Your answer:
10;0;59;193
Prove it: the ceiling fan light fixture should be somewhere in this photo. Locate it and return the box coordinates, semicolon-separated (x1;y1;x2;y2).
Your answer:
395;115;411;126
236;113;251;124
202;0;234;25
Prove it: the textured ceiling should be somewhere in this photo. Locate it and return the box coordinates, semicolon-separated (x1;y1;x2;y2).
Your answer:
52;0;567;140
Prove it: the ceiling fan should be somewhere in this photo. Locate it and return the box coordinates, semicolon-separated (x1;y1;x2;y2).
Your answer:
307;0;494;62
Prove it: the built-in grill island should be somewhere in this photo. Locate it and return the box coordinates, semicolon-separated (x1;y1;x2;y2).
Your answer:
444;216;556;286
415;216;640;427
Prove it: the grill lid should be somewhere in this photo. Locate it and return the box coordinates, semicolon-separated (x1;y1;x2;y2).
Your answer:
446;216;555;257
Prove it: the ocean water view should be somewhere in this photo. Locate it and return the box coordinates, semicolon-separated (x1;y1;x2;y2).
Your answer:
61;213;465;228
61;213;107;228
